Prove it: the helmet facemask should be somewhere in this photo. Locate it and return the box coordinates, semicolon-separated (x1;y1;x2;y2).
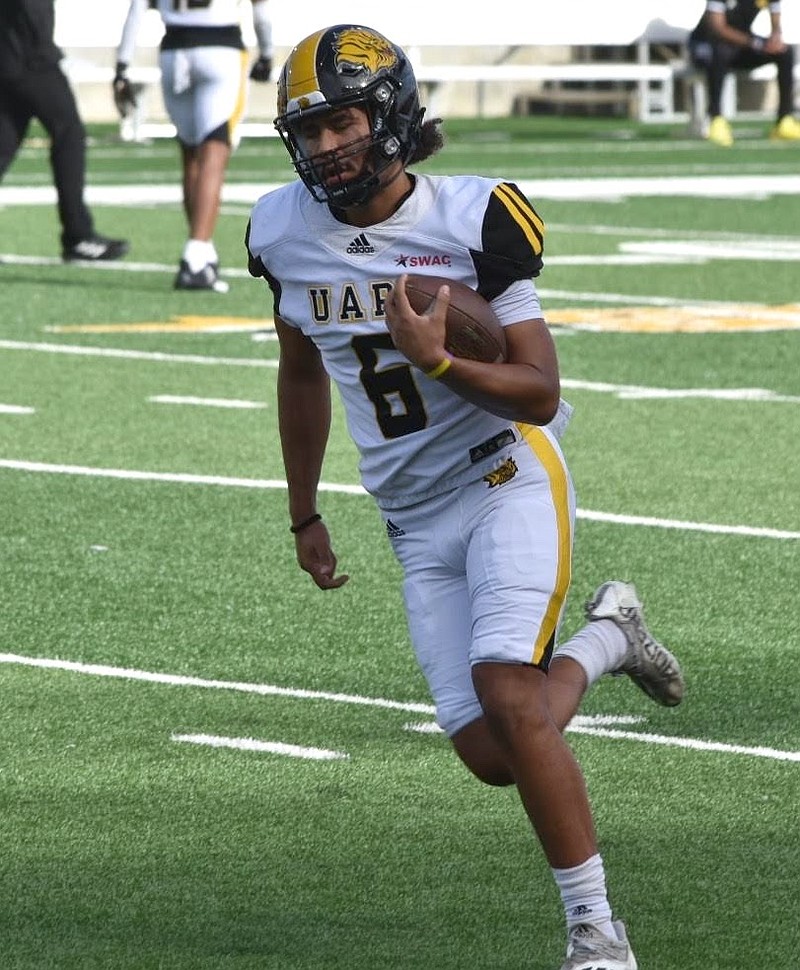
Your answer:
275;26;424;207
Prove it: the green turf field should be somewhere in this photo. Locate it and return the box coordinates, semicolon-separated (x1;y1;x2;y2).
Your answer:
1;116;799;969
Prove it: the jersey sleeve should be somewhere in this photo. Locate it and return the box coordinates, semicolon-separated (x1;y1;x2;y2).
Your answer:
244;217;284;313
471;181;545;302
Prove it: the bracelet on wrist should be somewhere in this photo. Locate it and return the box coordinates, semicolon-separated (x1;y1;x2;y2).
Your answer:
750;36;765;51
289;513;322;534
424;353;454;380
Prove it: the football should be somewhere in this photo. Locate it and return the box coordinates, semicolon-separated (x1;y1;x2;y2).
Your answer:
402;274;507;364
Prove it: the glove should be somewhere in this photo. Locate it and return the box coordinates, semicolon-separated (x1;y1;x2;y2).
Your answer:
249;56;273;83
112;62;138;118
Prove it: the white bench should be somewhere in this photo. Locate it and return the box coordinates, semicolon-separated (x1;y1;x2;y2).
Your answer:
412;62;676;122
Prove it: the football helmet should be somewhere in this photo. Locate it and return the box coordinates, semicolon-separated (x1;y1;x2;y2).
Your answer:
275;24;424;206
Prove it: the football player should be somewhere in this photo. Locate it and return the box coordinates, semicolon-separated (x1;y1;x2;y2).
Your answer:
115;0;274;291
246;24;685;970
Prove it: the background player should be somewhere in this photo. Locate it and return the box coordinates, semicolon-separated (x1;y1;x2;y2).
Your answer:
115;0;274;290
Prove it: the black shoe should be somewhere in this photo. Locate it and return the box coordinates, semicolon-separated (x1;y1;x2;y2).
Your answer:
62;234;129;262
173;260;229;293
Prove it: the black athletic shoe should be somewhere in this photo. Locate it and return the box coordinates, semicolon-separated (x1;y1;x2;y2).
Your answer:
62;235;129;262
173;260;229;293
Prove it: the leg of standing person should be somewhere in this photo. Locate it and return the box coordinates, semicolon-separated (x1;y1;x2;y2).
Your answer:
174;132;232;290
165;46;246;292
0;82;33;181
14;64;128;260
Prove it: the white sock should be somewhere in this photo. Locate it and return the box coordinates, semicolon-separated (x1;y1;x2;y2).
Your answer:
554;619;627;688
552;853;616;939
182;239;216;273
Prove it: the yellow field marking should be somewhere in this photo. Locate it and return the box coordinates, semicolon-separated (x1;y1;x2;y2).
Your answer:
547;304;800;333
46;316;275;334
45;304;800;337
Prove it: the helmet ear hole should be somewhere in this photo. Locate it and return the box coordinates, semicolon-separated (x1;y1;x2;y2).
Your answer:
274;24;423;206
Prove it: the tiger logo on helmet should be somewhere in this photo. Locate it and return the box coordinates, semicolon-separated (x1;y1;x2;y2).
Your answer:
334;27;398;78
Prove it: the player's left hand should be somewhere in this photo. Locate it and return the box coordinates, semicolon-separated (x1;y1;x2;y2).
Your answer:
250;56;273;82
385;273;449;373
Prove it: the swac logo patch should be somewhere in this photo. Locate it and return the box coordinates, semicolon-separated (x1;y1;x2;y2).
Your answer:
483;457;517;488
335;28;397;76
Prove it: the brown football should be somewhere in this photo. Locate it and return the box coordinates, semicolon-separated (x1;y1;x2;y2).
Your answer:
403;274;507;364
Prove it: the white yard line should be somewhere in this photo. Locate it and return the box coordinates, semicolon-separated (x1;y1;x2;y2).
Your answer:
3;340;799;402
0;652;435;713
0;404;34;414
171;733;349;760
3;173;800;204
561;378;800;404
0;339;278;367
565;724;800;762
0;459;796;539
2;652;797;764
149;395;267;409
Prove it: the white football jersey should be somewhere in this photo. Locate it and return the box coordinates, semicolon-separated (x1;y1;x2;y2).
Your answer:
247;173;552;509
155;0;245;28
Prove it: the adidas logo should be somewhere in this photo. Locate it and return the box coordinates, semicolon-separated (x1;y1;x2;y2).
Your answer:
346;232;375;255
71;240;109;259
385;518;406;538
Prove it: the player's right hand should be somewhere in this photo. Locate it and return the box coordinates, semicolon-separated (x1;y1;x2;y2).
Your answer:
249;56;273;82
295;521;349;590
112;64;137;118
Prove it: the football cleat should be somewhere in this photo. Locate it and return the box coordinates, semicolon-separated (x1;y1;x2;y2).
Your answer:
62;234;129;262
585;580;685;707
770;115;800;141
560;921;638;970
173;260;229;293
706;115;733;147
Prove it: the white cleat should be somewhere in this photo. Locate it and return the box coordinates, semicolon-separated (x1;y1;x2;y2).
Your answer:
560;920;638;970
586;580;685;707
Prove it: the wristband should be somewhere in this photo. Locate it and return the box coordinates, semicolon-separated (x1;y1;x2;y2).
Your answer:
289;513;322;534
425;353;453;380
750;36;765;51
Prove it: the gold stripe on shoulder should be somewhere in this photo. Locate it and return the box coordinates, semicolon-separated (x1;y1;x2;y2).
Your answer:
493;183;545;254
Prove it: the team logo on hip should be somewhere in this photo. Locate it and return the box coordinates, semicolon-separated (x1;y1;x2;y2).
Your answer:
483;457;518;488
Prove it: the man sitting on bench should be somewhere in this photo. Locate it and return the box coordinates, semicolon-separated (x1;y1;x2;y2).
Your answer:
689;0;800;147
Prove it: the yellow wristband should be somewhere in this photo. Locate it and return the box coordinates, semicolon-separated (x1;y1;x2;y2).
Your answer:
425;354;453;380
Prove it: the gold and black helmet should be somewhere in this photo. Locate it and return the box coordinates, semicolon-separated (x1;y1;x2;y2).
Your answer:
275;24;424;206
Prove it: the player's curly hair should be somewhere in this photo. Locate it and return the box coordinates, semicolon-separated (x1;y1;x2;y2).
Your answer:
408;117;445;165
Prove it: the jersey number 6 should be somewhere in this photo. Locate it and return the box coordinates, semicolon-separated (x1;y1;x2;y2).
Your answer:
352;334;428;439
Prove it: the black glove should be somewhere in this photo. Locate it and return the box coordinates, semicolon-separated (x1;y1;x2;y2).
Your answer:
250;56;272;83
112;62;138;118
